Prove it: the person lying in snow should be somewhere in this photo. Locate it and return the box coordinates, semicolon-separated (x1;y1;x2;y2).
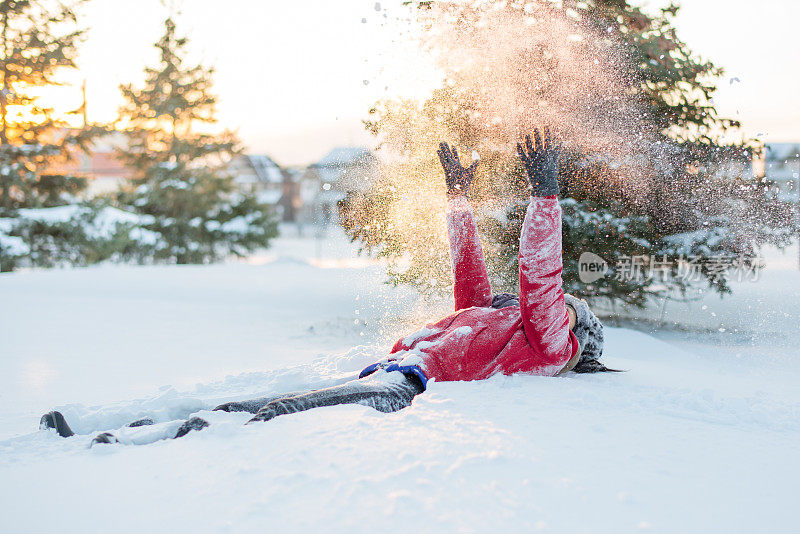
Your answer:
40;128;616;446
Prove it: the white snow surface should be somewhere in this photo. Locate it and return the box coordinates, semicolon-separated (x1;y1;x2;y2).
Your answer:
1;227;799;533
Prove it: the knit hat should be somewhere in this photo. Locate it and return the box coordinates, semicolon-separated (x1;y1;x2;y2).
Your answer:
563;294;605;368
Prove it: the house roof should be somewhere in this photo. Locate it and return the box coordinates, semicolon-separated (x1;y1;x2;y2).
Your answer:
246;154;285;184
316;146;376;168
314;146;377;185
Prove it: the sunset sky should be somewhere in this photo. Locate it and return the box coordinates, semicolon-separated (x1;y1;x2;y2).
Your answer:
52;0;800;166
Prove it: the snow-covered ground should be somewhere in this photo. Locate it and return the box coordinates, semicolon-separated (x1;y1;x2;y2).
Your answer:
1;226;798;533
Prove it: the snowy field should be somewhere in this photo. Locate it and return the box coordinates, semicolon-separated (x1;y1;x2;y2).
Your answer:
1;226;799;533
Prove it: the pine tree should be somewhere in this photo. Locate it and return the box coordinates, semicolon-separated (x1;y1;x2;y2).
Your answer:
0;0;122;272
116;18;277;264
342;0;792;307
0;0;97;212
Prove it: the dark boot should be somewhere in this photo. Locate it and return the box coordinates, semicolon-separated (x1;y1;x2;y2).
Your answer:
40;411;74;438
127;418;155;428
174;417;209;438
90;432;119;447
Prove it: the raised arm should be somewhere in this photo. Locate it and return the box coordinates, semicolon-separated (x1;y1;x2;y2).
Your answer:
516;129;579;368
438;142;492;310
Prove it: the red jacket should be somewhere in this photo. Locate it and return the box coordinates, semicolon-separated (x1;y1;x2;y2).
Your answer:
388;195;579;382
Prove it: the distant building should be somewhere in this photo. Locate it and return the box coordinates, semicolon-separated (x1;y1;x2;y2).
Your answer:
53;139;381;226
762;143;800;202
49;132;133;196
298;146;379;225
228;154;300;221
229;154;284;194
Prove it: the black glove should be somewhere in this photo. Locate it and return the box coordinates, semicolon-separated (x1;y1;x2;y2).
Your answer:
516;127;561;197
437;142;478;197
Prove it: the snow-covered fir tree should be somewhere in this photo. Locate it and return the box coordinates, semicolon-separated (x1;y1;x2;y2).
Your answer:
0;0;115;271
116;18;277;264
342;0;793;307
